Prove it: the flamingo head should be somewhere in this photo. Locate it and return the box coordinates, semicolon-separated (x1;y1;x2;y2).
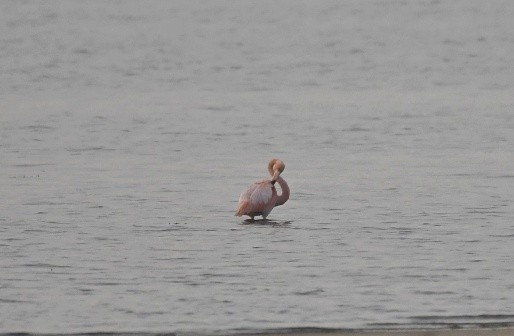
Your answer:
268;158;285;184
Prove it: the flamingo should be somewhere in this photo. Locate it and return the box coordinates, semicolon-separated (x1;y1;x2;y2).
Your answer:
235;158;290;220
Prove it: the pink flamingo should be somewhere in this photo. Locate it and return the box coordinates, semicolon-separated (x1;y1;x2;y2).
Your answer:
235;158;290;220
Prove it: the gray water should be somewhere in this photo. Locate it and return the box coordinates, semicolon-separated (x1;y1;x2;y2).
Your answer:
1;0;514;334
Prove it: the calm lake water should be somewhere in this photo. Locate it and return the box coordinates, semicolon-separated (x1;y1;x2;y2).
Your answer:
1;1;514;334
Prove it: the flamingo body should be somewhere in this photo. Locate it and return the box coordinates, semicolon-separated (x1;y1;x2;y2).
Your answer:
235;179;277;219
235;159;289;220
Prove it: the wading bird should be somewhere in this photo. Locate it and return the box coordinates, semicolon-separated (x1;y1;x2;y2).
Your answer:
235;158;290;220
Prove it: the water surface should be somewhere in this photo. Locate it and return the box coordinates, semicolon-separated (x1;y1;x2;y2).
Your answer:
1;1;514;334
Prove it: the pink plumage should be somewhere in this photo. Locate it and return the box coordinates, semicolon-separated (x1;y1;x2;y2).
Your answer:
235;159;289;220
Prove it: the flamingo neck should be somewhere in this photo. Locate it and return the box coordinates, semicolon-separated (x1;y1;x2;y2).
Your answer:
274;176;289;206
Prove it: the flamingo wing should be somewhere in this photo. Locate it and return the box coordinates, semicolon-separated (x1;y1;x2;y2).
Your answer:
235;180;274;217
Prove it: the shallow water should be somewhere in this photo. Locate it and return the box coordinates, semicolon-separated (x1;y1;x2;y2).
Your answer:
1;1;514;334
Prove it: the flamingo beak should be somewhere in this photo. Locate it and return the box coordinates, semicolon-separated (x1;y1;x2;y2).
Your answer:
271;169;281;184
